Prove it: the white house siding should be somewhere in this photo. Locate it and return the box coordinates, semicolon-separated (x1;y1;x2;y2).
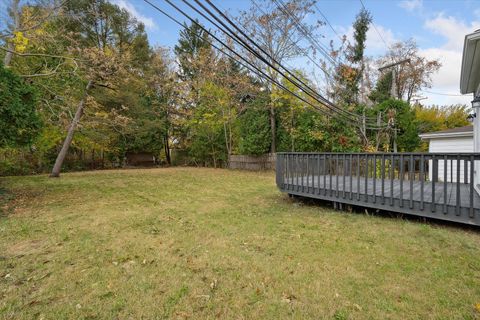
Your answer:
428;136;473;183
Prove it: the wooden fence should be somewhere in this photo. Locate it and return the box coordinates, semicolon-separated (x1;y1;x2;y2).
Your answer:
229;153;276;170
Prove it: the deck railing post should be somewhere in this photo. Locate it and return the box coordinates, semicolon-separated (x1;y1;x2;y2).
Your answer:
365;154;368;202
420;155;424;211
335;154;339;198
390;155;394;206
329;155;333;196
324;154;327;196
357;154;361;201
343;154;346;199
399;154;404;208
373;154;377;204
456;155;461;215
432;155;436;213
350;154;353;200
444;155;448;214
381;154;385;205
470;155;474;218
409;154;414;209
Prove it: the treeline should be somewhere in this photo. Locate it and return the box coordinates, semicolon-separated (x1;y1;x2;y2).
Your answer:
0;0;470;176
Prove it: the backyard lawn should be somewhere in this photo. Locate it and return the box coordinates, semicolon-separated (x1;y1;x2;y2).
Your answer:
0;168;479;319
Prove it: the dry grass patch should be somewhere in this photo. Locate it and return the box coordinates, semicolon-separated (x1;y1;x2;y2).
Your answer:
0;167;479;319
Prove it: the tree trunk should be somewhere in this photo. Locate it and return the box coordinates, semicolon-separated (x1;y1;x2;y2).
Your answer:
270;102;276;153
4;0;20;67
50;80;93;177
164;134;171;165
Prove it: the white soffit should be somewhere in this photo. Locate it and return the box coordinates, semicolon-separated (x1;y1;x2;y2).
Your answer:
460;31;480;94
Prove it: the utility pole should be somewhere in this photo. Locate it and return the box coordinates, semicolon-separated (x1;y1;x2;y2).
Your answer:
411;96;428;105
378;58;410;99
378;58;410;152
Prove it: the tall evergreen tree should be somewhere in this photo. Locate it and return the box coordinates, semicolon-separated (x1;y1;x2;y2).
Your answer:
174;20;211;81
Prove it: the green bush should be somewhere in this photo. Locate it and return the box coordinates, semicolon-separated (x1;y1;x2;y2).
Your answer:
0;63;42;147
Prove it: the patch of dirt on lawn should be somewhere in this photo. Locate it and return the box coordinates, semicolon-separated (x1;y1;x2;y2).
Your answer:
5;239;50;258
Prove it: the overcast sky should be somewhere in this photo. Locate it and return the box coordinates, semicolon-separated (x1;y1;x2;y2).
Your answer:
111;0;480;106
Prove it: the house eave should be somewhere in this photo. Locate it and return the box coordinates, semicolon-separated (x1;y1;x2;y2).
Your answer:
460;30;480;94
419;132;473;140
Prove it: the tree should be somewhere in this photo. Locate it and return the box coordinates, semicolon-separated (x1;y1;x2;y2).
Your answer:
237;95;271;155
379;39;441;103
376;99;419;152
238;0;320;153
174;20;211;82
50;0;152;176
331;8;372;106
0;63;42;147
369;70;392;104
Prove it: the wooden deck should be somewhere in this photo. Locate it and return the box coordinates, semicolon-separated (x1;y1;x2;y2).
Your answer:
276;153;480;226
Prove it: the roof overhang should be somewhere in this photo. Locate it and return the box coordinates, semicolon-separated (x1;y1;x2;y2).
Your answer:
419;131;473;140
460;30;480;95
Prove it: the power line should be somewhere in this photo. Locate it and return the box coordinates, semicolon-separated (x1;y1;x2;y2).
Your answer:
359;0;388;50
249;0;334;84
420;90;470;97
141;0;359;124
189;0;363;122
200;0;383;126
313;2;343;43
272;0;338;67
143;0;385;129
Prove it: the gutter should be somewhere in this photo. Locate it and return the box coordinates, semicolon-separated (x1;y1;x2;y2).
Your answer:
419;132;473;140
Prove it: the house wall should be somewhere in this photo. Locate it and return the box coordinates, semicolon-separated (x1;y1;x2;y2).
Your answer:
428;136;473;182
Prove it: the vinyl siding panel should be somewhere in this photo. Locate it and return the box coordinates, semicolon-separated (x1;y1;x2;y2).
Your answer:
428;136;473;182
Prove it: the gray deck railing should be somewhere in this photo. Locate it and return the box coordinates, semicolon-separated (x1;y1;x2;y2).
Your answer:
276;153;480;225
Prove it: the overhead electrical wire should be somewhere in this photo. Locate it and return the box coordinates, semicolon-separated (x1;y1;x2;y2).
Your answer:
359;0;388;50
244;0;334;87
200;0;384;127
420;90;470;97
182;0;384;127
272;0;338;67
313;2;344;43
143;0;386;129
140;0;357;123
187;0;369;124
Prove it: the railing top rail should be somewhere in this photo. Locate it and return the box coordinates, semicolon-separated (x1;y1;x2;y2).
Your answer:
277;152;480;157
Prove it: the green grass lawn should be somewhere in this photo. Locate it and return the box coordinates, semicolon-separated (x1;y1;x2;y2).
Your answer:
1;168;479;319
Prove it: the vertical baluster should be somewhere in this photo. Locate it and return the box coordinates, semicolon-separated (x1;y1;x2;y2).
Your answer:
317;154;321;194
409;154;414;209
365;154;369;202
372;154;376;203
301;154;305;192
450;158;453;184
390;154;394;206
456;155;460;215
420;155;424;211
329;155;333;196
464;158;468;184
443;155;448;214
399;154;404;208
343;154;346;199
296;154;300;192
350;154;353;200
381;154;385;205
470;155;474;218
324;154;327;196
357;154;360;201
335;154;339;198
432;155;436;213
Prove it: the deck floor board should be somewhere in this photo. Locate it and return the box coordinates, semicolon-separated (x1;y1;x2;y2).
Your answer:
285;175;480;209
